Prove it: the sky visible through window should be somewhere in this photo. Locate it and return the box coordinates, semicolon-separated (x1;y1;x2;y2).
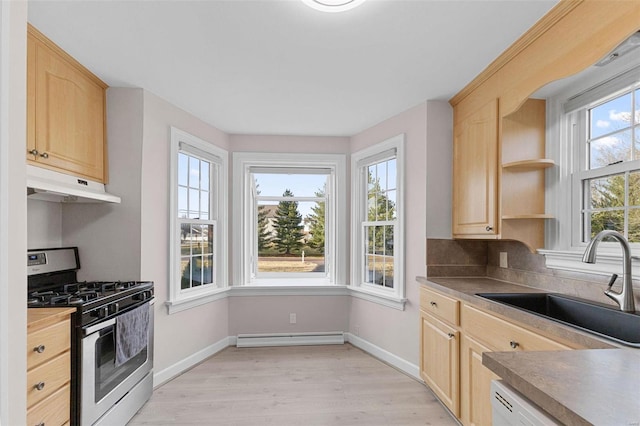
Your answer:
254;173;328;217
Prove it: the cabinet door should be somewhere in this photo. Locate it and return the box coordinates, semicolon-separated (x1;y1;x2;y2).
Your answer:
460;335;499;426
420;310;459;417
29;33;106;182
453;99;498;236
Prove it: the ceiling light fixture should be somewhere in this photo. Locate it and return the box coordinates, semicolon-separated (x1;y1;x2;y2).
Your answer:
301;0;367;13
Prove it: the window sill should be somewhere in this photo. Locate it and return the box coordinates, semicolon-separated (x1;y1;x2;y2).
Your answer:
165;287;230;314
348;287;407;311
229;285;349;297
539;248;640;277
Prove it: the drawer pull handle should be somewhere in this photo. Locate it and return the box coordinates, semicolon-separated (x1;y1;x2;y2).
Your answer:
509;341;520;349
39;152;49;159
486;225;494;232
430;301;437;308
29;149;39;156
34;345;46;353
447;333;455;339
34;382;45;391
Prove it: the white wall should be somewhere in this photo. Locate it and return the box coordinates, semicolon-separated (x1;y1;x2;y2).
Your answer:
141;90;231;376
27;199;62;249
0;1;27;424
349;101;448;365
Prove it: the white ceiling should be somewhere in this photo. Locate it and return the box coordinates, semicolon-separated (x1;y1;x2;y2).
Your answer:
28;0;558;136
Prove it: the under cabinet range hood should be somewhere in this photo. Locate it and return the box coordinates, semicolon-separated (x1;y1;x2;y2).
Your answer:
26;165;121;203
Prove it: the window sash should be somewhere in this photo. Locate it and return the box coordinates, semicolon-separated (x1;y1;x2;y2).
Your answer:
178;219;217;291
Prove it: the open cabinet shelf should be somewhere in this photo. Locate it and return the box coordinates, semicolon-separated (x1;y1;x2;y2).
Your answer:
502;159;555;170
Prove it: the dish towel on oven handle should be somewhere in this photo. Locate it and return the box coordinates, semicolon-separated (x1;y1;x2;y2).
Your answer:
115;303;149;367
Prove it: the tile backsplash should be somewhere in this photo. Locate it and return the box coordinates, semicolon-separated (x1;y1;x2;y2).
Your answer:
427;238;633;307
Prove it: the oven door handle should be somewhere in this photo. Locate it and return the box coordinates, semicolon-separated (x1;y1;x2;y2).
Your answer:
84;318;116;336
82;299;154;337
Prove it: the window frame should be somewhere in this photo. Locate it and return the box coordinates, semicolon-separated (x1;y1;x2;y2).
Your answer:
232;152;347;287
541;60;640;277
350;134;405;309
167;127;228;314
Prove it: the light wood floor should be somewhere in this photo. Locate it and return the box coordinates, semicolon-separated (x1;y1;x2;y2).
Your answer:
128;344;458;426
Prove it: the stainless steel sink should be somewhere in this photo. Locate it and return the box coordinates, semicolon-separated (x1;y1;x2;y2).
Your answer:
476;292;640;348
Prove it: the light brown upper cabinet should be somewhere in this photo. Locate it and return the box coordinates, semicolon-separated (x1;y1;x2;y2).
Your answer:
452;98;498;237
450;1;640;251
27;24;108;183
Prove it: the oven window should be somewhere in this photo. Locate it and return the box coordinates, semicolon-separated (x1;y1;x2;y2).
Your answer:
94;326;148;401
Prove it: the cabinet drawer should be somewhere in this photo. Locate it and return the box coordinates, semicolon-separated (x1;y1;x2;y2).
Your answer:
461;304;571;352
420;286;459;326
27;351;70;409
27;319;70;369
27;384;70;426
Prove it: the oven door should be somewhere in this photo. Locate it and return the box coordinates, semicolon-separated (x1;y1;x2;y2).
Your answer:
80;300;154;426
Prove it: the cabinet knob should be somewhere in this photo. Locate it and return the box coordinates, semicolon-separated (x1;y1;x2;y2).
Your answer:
430;301;437;308
33;345;45;354
34;382;45;391
509;340;520;349
39;152;49;159
447;333;455;339
486;226;493;232
28;149;39;156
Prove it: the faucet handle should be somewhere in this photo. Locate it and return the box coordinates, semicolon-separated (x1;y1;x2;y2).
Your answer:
606;273;618;291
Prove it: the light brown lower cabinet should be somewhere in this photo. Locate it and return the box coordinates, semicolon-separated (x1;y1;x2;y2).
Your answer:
460;334;498;426
420;310;459;417
420;285;577;426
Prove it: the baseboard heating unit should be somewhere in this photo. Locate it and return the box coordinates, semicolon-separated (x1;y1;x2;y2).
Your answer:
236;332;344;348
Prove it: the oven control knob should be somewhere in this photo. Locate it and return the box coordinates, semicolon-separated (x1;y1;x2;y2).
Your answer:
109;303;120;315
99;306;109;319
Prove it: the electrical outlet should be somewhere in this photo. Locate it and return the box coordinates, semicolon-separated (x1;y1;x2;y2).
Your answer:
499;252;508;268
289;313;296;324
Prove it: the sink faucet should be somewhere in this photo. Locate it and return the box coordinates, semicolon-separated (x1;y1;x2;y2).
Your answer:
582;230;636;312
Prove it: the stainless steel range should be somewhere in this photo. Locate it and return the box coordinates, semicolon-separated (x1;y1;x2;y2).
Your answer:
27;247;154;426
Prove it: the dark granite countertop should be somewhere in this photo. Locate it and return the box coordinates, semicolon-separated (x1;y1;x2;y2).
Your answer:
484;349;640;425
417;276;639;425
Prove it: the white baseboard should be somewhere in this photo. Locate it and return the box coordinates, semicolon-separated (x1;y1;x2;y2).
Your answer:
345;332;421;381
236;331;344;348
153;336;233;388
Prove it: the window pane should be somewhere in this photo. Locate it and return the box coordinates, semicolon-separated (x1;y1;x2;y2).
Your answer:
383;257;394;289
366;226;374;255
253;173;327;197
178;187;188;218
178;153;189;187
635;126;640;161
205;224;214;255
367;165;376;193
590;92;632;139
203;255;214;285
386;190;396;220
588;210;624;239
201;161;210;190
374;226;384;255
189;157;200;188
589;130;631;169
377;162;387;191
189;188;200;218
629;208;640;243
192;256;203;287
630;172;640;206
367;193;377;220
180;257;191;290
200;191;210;220
180;224;192;256
387;158;397;190
385;225;394;256
589;174;625;208
365;254;375;284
